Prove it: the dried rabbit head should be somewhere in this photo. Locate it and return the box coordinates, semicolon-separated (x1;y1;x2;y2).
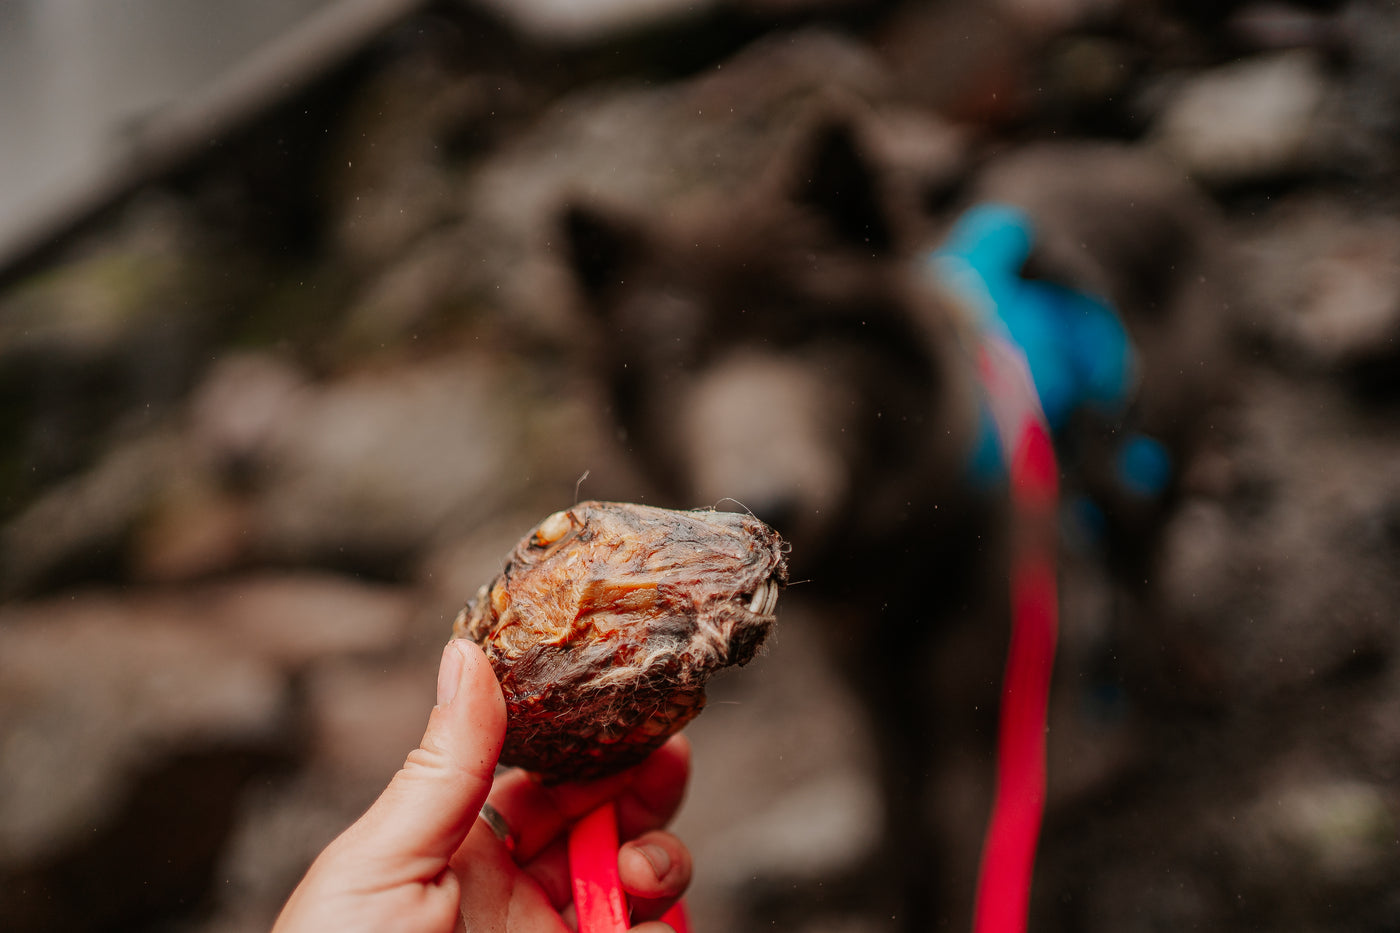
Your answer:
454;500;787;782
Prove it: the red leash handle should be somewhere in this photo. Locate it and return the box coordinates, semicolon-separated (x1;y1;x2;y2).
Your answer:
972;419;1059;933
569;801;693;933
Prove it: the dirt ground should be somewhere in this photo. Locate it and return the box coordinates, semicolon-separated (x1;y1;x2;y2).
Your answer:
3;2;1400;931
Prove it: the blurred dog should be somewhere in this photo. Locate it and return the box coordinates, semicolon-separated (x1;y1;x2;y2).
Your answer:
561;115;1229;927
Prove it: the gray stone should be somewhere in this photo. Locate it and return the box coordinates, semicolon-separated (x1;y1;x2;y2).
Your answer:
1150;51;1333;184
1150;369;1400;702
0;430;187;595
466;0;719;44
0;570;414;930
0;596;288;865
1237;198;1400;372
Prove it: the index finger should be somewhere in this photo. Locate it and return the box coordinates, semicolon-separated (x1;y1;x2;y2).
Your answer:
484;734;691;862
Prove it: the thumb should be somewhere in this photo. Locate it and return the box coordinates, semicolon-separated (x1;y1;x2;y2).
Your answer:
341;639;507;873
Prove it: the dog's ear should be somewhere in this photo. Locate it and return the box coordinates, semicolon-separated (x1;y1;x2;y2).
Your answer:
559;202;649;303
791;119;895;252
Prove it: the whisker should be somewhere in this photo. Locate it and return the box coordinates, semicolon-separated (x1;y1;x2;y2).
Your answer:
711;495;755;516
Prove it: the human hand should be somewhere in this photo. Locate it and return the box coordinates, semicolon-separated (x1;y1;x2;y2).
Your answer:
273;639;693;932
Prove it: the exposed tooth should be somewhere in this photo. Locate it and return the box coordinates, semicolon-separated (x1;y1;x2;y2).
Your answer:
747;580;778;615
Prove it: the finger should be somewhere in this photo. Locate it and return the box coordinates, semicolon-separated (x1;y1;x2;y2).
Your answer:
619;831;692;923
486;735;691;863
519;837;572;910
614;736;690;841
451;825;569;933
337;640;506;877
515;826;691;917
618;831;691;900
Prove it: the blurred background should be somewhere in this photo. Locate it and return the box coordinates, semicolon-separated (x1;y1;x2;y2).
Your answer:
3;0;1400;931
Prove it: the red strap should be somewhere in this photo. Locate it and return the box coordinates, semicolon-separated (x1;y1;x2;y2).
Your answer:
570;800;694;933
972;420;1059;933
570;801;630;933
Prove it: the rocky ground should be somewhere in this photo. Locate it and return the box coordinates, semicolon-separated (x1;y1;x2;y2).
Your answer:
3;1;1400;931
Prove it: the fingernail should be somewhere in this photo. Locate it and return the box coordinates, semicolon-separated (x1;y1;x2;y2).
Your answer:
437;641;465;707
632;842;671;880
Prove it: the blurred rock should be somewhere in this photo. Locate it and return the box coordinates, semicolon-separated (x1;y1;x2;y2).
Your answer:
0;194;233;514
188;352;309;471
1150;50;1333;184
188;349;581;577
247;356;528;570
0;596;291;932
1247;777;1395;882
874;1;1037;126
1238;197;1400;383
333;232;488;353
1334;1;1400;168
4;338;612;592
132;476;252;583
466;0;719;44
305;656;433;786
1000;0;1127;35
0;571;412;931
323;52;529;270
1148;369;1400;703
1229;2;1343;52
0;599;283;864
1038;700;1400;932
196;573;416;666
0;430;186;595
0;573;409;853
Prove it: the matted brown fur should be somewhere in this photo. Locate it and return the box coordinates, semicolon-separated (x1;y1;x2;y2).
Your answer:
454;500;787;782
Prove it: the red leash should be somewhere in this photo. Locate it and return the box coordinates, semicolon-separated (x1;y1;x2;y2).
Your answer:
570;802;630;933
570;803;693;933
970;342;1060;933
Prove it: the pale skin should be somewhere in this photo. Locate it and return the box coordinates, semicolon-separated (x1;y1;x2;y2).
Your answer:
274;639;693;932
